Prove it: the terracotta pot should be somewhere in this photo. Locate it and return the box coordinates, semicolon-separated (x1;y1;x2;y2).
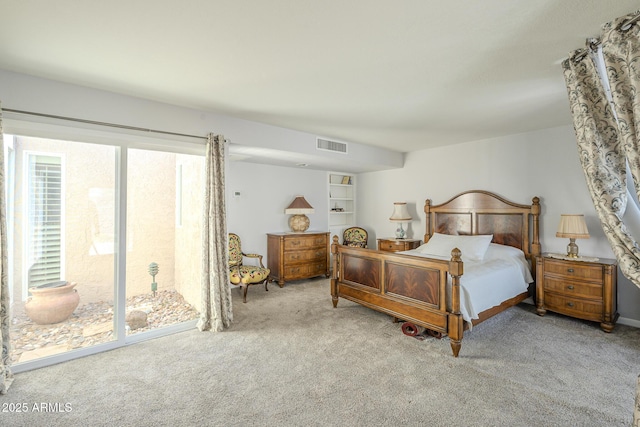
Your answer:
25;282;80;325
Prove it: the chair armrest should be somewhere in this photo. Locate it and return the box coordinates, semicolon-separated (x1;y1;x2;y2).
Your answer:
242;253;266;268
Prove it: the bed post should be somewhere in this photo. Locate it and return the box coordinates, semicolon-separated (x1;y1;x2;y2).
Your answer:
424;199;432;243
331;235;340;308
448;248;464;357
531;196;541;277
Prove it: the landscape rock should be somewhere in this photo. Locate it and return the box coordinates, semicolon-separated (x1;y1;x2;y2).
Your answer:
126;310;148;330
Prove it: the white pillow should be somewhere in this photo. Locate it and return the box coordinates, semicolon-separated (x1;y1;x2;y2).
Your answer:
483;243;525;261
415;233;493;262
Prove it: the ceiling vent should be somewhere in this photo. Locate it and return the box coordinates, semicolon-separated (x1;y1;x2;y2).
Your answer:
316;138;347;154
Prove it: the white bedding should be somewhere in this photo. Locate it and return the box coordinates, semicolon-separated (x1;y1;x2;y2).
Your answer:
399;243;533;323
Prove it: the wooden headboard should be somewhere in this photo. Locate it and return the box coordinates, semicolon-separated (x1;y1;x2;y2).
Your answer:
424;190;541;262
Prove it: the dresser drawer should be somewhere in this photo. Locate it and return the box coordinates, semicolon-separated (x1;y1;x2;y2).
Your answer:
543;277;603;300
543;259;603;282
284;262;327;280
284;235;327;250
377;238;421;252
284;248;327;263
544;293;603;321
379;240;403;251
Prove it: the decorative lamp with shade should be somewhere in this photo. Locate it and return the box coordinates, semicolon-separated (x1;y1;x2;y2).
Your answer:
285;196;314;232
556;214;590;258
389;202;412;239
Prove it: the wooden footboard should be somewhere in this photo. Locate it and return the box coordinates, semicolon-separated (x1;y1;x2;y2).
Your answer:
330;236;465;357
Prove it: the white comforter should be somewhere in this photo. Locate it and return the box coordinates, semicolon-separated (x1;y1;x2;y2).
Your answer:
400;243;533;323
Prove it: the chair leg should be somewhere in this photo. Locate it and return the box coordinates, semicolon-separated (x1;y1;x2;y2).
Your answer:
242;284;248;303
240;279;269;303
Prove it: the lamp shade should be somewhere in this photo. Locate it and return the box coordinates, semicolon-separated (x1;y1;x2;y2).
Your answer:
285;196;314;214
389;202;411;222
556;214;590;239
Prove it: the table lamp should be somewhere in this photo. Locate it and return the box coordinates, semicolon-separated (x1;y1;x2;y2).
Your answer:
285;196;314;232
389;202;411;239
556;214;590;258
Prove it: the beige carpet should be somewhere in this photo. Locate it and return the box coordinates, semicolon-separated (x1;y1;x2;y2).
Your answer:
2;278;639;426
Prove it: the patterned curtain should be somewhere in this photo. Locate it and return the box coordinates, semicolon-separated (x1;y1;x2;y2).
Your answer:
562;11;640;289
0;102;14;393
197;134;233;332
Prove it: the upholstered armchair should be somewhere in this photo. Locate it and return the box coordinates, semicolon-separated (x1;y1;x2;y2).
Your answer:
228;233;271;303
343;227;368;248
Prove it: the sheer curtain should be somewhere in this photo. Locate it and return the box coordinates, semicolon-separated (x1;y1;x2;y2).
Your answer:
562;11;640;289
0;102;14;393
197;133;233;332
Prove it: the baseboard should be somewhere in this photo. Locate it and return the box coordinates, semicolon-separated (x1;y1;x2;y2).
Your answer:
618;316;640;328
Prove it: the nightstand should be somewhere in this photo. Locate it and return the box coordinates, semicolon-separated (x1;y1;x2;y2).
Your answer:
377;238;422;253
535;254;618;332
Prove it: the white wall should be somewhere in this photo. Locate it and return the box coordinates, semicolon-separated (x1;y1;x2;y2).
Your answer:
357;125;640;324
226;161;328;257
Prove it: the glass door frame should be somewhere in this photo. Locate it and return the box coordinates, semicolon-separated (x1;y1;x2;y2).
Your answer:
4;118;205;373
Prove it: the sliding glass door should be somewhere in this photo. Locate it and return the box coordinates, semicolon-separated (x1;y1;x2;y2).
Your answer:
124;148;203;336
7;135;118;364
5;133;204;369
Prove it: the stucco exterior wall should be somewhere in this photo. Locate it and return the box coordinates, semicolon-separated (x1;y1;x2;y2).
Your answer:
9;137;203;309
125;149;177;299
10;136;118;304
173;154;204;310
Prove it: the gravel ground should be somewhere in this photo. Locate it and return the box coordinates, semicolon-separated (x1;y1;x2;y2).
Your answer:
9;289;199;364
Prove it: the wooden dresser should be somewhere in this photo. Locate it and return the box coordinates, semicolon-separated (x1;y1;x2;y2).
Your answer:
377;238;422;253
535;255;618;332
267;232;330;287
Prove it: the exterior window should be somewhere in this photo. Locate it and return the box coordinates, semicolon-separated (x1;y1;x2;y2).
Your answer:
26;154;63;288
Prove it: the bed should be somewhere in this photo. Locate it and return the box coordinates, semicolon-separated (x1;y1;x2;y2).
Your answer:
330;190;541;357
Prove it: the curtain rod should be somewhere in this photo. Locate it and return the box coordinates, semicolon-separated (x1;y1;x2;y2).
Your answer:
2;108;208;141
618;12;640;32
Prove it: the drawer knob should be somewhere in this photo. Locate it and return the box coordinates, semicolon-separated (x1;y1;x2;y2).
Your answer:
567;268;574;273
567;285;574;290
567;302;575;307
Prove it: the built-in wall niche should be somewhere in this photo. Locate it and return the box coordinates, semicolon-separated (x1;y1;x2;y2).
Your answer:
328;172;355;242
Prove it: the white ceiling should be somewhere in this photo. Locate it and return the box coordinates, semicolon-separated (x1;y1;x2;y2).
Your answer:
1;1;639;154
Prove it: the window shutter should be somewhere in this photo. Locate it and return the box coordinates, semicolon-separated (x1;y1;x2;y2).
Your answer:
28;155;62;287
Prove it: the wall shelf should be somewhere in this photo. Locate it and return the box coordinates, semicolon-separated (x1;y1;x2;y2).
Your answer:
329;172;356;241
